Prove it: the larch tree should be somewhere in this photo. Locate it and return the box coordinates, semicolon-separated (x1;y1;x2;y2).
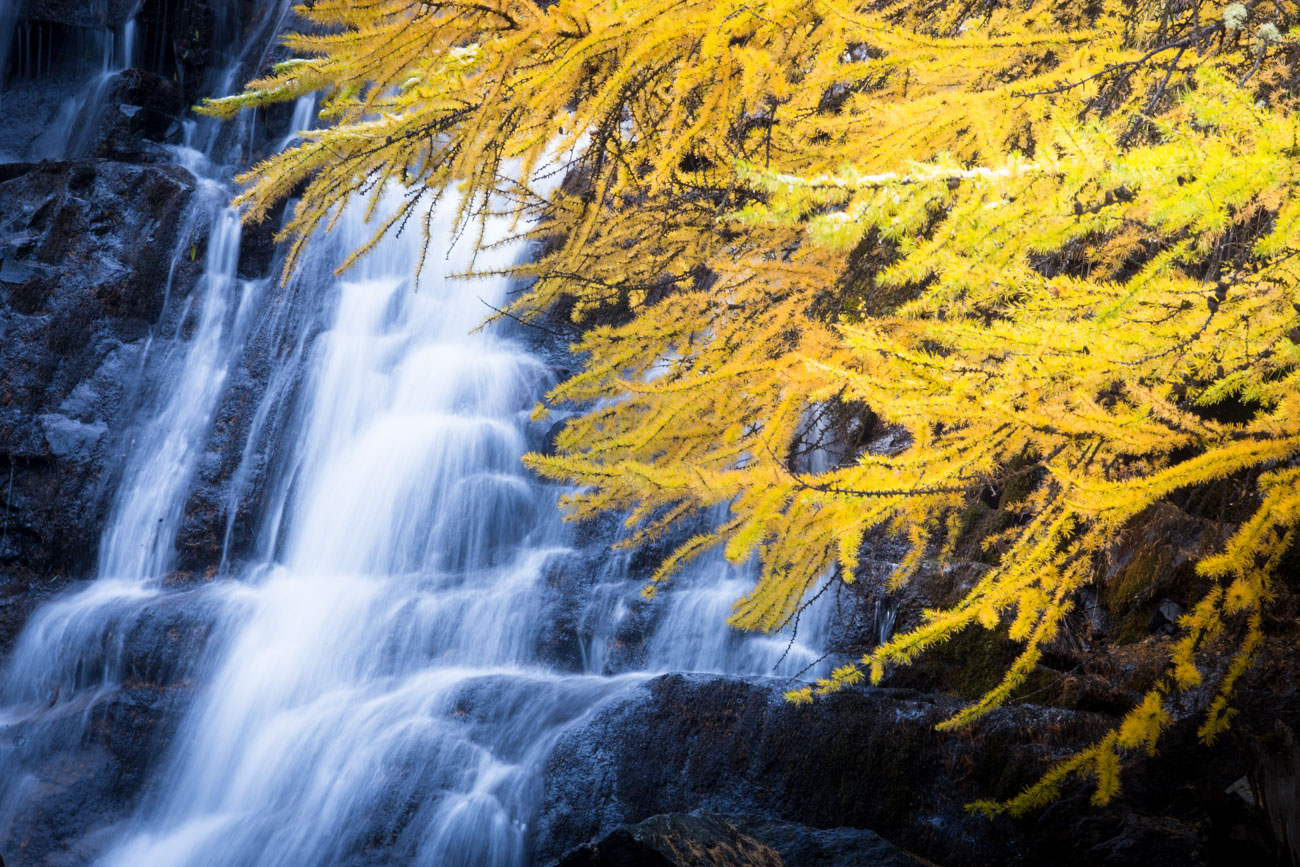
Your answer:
206;0;1300;811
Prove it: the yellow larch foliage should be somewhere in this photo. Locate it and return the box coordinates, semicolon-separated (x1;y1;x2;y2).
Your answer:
209;0;1300;812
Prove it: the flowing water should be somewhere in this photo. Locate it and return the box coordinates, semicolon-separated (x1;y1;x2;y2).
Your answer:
1;3;139;160
38;13;138;159
0;5;842;864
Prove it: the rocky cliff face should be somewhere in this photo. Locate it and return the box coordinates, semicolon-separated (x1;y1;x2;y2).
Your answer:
0;158;198;648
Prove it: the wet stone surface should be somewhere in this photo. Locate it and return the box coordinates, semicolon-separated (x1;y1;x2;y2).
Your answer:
0;159;198;651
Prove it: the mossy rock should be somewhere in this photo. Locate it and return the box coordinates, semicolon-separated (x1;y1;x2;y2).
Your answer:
1101;504;1212;645
887;623;1054;702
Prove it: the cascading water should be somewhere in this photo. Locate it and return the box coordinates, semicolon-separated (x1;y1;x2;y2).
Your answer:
0;192;254;713
0;2;141;160
0;5;843;863
91;192;625;866
38;11;138;159
91;185;837;865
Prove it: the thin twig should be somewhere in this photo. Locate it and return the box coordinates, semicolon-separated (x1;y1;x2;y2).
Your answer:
478;296;570;337
1013;25;1216;100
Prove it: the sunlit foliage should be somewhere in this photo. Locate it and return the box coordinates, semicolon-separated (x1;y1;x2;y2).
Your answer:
207;0;1300;812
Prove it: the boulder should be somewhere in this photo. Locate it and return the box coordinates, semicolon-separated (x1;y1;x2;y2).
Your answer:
89;69;182;161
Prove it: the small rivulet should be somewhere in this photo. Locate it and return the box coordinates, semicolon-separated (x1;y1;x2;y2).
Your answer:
206;0;1300;813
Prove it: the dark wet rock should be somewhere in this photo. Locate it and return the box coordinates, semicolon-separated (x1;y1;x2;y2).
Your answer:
38;414;109;460
170;1;216;75
537;673;1300;866
1148;599;1184;637
0;159;196;649
170;277;324;574
555;813;783;867
236;197;286;280
731;819;915;867
536;674;1109;865
1247;720;1300;864
535;601;586;674
534;546;619;674
541;417;568;457
1;679;196;865
19;0;139;29
601;594;654;675
1097;503;1209;645
117;586;220;686
0;11;178;161
88;69;183;161
553;813;917;867
0;583;217;864
1078;814;1202;866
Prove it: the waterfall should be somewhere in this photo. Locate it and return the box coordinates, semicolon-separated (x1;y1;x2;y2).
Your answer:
34;9;138;159
78;189;838;860
98;203;257;583
0;5;842;864
92;189;634;867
